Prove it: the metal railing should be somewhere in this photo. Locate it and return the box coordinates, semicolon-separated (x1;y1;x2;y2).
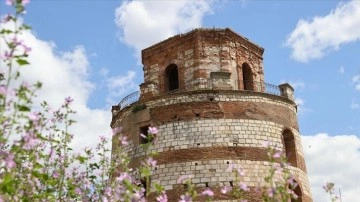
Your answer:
118;91;140;109
118;80;282;109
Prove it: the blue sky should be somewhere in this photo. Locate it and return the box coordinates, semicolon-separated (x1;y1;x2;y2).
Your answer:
1;0;360;201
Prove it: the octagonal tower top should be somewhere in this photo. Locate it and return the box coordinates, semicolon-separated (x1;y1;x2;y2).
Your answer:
139;28;266;101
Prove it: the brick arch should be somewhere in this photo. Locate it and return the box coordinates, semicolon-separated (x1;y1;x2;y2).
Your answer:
282;128;298;167
237;62;254;90
289;178;303;202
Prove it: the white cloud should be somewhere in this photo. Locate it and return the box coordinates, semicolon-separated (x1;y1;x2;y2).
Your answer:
114;0;213;55
338;66;345;74
1;21;112;151
350;102;360;110
280;80;305;90
352;74;360;91
105;71;137;106
286;1;360;62
295;97;304;106
302;134;360;202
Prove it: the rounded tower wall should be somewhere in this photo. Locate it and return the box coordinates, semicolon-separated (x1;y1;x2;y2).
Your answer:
112;28;312;201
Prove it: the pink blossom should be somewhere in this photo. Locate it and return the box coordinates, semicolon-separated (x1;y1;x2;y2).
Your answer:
179;194;192;202
140;133;146;139
1;15;12;23
5;0;14;6
201;188;214;197
75;187;82;195
156;191;168;202
220;186;232;194
267;188;275;198
21;44;31;54
119;136;129;145
52;171;59;179
148;126;158;134
0;85;7;95
261;140;270;148
226;163;235;172
5;153;16;169
22;0;30;5
236;168;245;176
28;112;39;122
112;127;122;135
239;183;249;191
145;157;157;167
64;96;73;104
177;175;193;183
273;150;282;158
116;172;131;182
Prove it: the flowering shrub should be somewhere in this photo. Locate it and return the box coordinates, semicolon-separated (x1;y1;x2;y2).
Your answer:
0;1;340;202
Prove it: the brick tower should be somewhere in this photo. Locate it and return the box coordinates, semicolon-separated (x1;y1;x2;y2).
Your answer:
111;28;312;201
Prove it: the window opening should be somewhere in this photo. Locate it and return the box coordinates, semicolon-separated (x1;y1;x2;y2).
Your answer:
242;63;253;90
140;125;153;144
165;64;179;91
283;129;297;167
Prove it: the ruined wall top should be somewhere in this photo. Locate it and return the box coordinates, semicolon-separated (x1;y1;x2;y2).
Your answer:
139;28;266;101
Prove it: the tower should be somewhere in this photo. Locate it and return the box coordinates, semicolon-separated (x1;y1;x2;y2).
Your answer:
111;28;312;201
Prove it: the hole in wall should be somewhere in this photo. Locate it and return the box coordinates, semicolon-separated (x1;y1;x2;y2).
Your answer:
229;181;233;187
209;97;214;101
226;161;229;164
205;182;209;187
195;163;198;166
197;143;200;146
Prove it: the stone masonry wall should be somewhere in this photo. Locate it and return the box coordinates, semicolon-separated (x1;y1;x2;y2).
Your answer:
140;29;265;100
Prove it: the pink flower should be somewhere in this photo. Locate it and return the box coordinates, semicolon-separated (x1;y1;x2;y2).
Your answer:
148;126;158;134
52;171;59;179
0;85;7;95
220;186;232;194
177;175;194;183
226;163;235;172
267;188;275;198
273;150;282;158
236;168;245;176
64;96;73;104
112;127;122;135
5;153;16;169
201;189;214;197
75;187;82;195
179;194;192;202
21;0;30;5
261;141;270;148
239;183;249;191
21;44;31;54
156;191;168;202
5;0;14;6
145;157;157;167
119;136;129;145
29;112;39;122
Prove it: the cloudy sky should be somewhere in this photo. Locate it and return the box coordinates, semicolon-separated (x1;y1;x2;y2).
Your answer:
1;0;360;201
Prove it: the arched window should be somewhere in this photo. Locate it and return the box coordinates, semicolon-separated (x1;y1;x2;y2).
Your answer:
242;63;253;90
292;182;303;202
165;64;179;92
282;129;297;167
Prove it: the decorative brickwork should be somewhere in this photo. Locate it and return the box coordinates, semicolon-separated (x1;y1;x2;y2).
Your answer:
111;28;312;201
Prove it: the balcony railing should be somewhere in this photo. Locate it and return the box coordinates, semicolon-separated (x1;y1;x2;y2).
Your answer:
118;80;282;109
118;91;140;109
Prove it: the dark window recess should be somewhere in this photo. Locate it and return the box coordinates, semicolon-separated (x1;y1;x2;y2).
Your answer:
165;64;179;91
140;125;152;144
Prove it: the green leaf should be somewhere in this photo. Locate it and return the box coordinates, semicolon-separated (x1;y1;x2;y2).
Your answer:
16;59;30;66
0;29;13;34
18;105;30;111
